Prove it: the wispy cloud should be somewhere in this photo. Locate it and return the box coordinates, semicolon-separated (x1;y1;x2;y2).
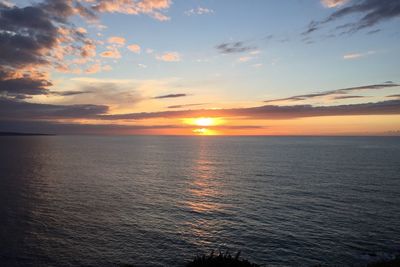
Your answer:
238;56;253;63
264;82;399;103
343;51;375;60
152;93;187;99
333;95;366;100
305;0;400;34
343;53;363;60
50;90;93;96
387;94;400;98
216;41;257;54
185;7;214;16
321;0;349;8
167;103;207;109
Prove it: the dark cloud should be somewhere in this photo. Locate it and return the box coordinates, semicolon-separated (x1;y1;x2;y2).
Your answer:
215;41;256;54
153;93;187;99
0;70;52;97
304;0;400;35
1;97;400;133
367;29;381;34
333;95;366;100
40;0;96;21
98;100;400;121
0;120;265;135
167;103;207;109
0;97;108;120
0;120;182;135
302;21;319;35
387;94;400;98
0;4;58;68
50;90;93;96
0;0;96;99
264;82;399;103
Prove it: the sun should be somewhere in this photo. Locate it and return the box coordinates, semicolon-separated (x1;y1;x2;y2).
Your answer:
194;117;215;127
182;117;223;135
183;117;222;127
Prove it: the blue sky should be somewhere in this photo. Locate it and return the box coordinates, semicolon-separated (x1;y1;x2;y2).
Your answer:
64;0;400;98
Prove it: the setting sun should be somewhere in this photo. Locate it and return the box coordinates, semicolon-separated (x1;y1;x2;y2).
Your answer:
183;117;223;128
194;118;215;126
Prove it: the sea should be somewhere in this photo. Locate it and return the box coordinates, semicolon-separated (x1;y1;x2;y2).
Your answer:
0;136;399;266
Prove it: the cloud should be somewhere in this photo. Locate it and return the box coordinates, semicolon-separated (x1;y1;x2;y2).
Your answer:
3;95;400;123
264;82;399;103
108;36;126;45
216;42;257;54
321;0;349;8
333;95;366;100
152;93;187;99
127;44;141;53
91;0;172;21
367;29;381;34
100;48;121;58
64;81;144;107
80;40;97;58
98;100;400;121
0;120;264;135
156;52;181;62
343;53;363;60
0;120;182;135
343;50;375;60
0;97;108;120
167;103;207;109
0;0;173;99
387;94;400;98
306;0;400;34
238;56;253;63
0;70;51;98
82;62;111;74
50;90;93;96
0;0;100;98
185;7;214;16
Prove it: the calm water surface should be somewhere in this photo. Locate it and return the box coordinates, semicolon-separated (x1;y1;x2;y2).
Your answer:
0;136;400;266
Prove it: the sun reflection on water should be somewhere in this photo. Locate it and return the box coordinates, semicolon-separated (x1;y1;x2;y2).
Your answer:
182;139;231;244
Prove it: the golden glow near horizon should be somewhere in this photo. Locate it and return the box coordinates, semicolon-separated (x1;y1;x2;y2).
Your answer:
182;117;222;135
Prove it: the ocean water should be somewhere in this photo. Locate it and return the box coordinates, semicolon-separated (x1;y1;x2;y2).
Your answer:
0;136;399;267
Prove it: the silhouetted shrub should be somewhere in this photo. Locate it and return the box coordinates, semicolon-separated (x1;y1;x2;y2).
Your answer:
186;250;260;267
367;256;400;267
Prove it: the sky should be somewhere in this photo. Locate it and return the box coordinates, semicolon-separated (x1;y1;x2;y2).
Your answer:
0;0;400;135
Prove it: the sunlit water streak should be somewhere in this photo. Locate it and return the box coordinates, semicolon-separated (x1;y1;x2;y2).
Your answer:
0;136;400;266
